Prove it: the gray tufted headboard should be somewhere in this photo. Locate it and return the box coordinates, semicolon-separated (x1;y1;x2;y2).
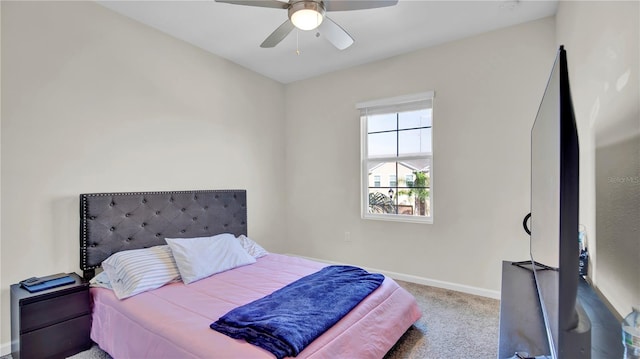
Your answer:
80;190;247;280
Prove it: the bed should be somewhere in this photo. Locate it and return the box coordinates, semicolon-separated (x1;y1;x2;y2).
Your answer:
80;190;421;358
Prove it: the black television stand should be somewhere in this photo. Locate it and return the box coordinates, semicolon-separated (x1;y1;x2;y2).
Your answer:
511;260;557;272
498;261;623;358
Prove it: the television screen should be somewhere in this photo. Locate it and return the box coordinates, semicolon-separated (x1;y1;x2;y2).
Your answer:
529;46;590;359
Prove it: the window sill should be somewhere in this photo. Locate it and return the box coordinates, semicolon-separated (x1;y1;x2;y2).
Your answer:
362;213;433;224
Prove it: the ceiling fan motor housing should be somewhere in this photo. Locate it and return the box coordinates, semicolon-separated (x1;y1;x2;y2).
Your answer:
288;0;326;30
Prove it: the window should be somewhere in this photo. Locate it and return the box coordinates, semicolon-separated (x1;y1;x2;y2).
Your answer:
357;92;433;223
389;175;397;187
405;174;414;187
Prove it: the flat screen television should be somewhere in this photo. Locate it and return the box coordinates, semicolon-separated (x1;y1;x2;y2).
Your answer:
529;45;591;358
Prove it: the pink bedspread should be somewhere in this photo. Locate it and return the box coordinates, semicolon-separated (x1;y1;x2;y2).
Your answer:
90;254;421;358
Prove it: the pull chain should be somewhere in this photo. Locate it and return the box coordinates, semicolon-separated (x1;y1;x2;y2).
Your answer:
296;29;301;55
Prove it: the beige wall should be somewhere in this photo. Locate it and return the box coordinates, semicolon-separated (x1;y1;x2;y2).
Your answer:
0;1;286;349
556;0;640;316
284;17;556;295
0;2;3;353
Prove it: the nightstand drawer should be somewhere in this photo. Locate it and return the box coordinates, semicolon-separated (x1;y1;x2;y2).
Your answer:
20;290;90;333
20;314;91;359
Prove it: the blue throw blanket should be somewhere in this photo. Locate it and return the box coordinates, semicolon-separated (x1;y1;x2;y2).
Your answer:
210;265;384;358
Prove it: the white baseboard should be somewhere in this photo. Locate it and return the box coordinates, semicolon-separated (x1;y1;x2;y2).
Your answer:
286;254;501;300
1;341;11;357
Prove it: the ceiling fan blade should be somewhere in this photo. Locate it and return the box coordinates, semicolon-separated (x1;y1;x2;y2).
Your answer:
323;0;398;12
319;16;354;50
260;20;295;48
215;0;289;9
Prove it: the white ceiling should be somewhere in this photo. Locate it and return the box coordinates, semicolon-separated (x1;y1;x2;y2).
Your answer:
98;0;558;84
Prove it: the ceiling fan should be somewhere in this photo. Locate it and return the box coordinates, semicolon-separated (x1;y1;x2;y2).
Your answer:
215;0;399;50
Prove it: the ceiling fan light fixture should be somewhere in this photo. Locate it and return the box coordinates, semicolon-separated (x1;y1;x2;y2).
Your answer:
289;1;324;31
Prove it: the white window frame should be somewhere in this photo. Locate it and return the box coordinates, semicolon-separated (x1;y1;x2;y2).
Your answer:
357;91;434;224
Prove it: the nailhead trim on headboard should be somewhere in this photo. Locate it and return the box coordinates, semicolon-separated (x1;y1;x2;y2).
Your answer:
80;190;247;279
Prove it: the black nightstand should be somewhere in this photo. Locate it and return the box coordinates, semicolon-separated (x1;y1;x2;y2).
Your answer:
10;272;92;359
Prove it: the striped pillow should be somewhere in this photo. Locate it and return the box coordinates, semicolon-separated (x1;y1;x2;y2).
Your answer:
102;245;181;299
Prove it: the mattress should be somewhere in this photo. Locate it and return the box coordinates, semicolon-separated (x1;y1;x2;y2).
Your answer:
90;253;421;358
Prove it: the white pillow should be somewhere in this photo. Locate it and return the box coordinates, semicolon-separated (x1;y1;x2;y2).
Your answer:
102;245;181;300
166;233;256;284
237;235;268;258
89;271;113;290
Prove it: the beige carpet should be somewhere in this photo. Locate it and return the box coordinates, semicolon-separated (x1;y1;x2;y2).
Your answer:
2;280;500;359
384;280;500;358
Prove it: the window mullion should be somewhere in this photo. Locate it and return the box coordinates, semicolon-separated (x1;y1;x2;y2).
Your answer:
395;161;399;214
396;112;400;157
